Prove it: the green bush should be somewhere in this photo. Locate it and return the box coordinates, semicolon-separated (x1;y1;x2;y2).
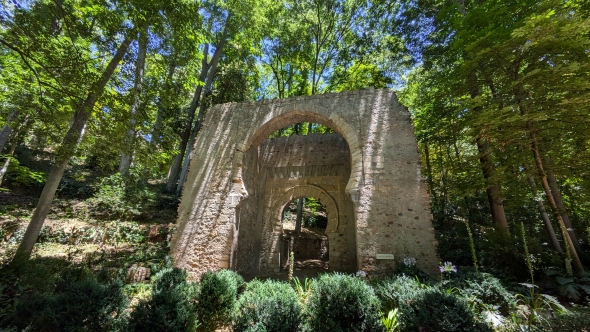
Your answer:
303;273;383;332
2;155;46;186
128;268;199;332
7;267;127;332
233;279;302;332
196;269;244;332
449;271;515;315
376;276;491;332
539;307;590;332
89;168;156;217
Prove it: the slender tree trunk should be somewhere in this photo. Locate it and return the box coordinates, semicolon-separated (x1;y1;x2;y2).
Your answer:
528;175;562;253
167;27;228;193
467;71;509;233
0;116;33;185
514;81;583;272
175;39;224;195
151;61;176;148
423;142;436;197
543;153;582;253
529;134;584;272
12;35;133;263
295;198;304;234
119;26;148;176
166;44;210;192
0;134;19;185
0;111;19;153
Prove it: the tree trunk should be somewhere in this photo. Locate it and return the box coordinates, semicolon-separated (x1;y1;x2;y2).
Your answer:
295;198;304;234
0;111;19;153
529;133;584;272
514;81;583;272
543;153;582;253
0;135;19;185
423;142;436;197
119;26;148;176
467;71;509;233
12;35;133;263
528;175;562;253
166;44;210;192
167;27;228;193
175;39;224;195
151;61;176;148
0;116;33;185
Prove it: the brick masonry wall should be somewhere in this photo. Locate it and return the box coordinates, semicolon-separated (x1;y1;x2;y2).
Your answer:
171;88;440;280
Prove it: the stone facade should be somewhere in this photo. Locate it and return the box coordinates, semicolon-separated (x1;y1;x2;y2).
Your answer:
171;88;439;280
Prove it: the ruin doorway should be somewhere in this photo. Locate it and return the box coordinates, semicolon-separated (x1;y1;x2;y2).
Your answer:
280;197;330;279
234;124;357;279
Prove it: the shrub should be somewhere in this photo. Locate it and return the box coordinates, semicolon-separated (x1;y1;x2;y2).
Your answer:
128;268;199;332
449;271;515;315
233;279;302;332
89;167;156;217
376;276;491;332
303;273;383;332
540;307;590;332
7;267;127;332
196;269;244;332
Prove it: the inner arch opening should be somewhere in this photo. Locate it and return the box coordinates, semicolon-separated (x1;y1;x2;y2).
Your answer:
233;112;358;279
280;197;330;279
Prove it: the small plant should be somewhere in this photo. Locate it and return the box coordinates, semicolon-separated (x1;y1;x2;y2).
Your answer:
381;309;400;332
439;261;457;282
288;251;294;282
513;283;566;328
292;276;311;303
233;279;302;332
196;269;243;332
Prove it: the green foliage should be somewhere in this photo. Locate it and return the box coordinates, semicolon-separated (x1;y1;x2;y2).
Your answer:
376;276;491;331
391;260;433;283
196;269;244;332
545;269;590;301
88;168;156;217
450;272;515;315
4;266;127;332
2;155;46;186
303;273;383;332
381;309;400;332
128;267;199;332
540;307;590;332
233;279;302;332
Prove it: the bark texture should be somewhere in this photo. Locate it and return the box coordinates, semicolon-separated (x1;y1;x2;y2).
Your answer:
467;71;509;233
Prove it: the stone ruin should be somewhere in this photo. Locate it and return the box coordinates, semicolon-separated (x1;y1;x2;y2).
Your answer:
170;88;440;280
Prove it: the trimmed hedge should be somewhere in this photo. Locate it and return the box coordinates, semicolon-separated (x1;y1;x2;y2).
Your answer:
128;268;199;332
196;269;244;332
303;273;383;332
233;279;302;332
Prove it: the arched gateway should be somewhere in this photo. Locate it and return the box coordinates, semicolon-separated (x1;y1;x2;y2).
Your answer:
171;88;439;280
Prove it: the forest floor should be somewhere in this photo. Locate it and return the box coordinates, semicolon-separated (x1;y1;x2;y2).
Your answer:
0;188;176;281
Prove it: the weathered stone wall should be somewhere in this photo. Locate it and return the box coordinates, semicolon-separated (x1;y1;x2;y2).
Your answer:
171;88;440;280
